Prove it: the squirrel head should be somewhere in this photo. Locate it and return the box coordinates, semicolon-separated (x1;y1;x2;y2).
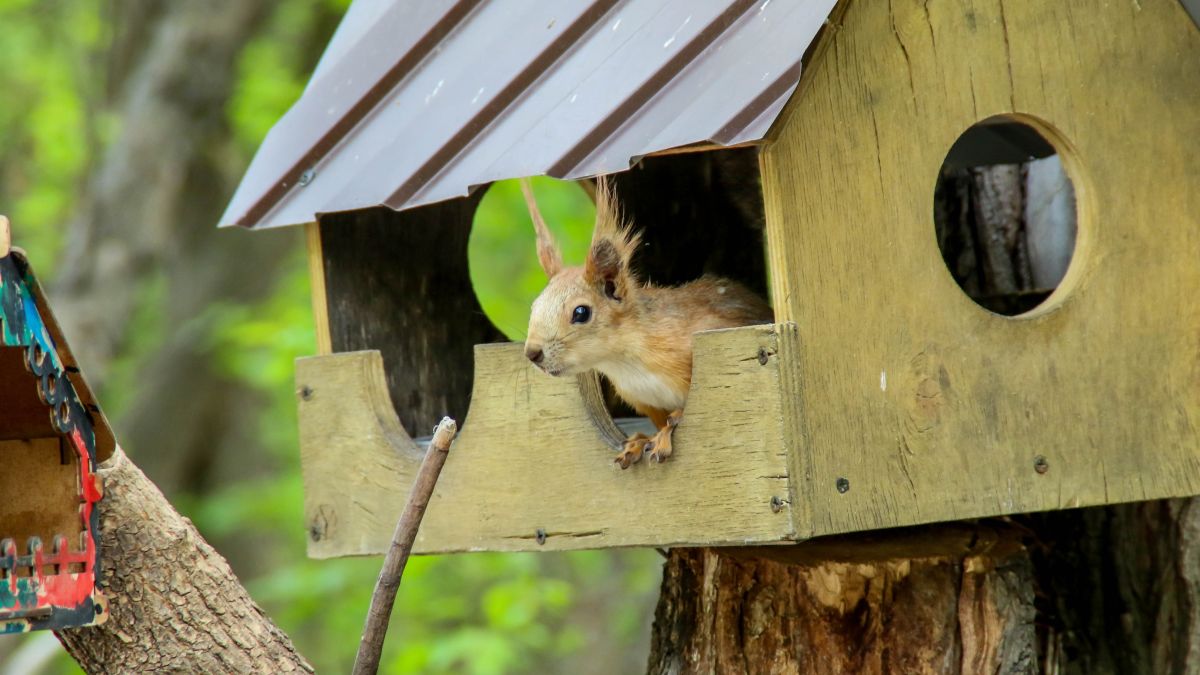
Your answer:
522;177;642;377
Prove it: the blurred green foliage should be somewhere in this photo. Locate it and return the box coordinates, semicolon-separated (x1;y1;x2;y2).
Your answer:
0;2;660;673
0;0;103;270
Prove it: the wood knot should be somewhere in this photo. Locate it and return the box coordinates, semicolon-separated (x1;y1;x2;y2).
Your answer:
310;504;336;542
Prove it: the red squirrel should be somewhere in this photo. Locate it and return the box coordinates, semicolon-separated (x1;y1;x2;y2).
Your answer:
521;177;772;468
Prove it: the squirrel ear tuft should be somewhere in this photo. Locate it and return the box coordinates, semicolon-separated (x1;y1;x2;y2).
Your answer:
584;176;640;300
520;178;562;278
587;239;623;299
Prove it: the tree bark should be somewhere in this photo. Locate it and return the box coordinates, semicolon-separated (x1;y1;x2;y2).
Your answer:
646;514;1200;673
647;538;1036;674
55;448;312;673
1025;501;1200;674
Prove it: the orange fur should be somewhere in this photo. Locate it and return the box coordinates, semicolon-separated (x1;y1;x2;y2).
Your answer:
523;177;772;465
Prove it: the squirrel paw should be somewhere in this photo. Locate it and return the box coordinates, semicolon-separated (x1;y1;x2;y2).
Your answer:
615;433;651;469
647;410;683;464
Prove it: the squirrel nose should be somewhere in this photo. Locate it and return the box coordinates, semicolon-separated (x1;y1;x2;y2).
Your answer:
525;347;544;365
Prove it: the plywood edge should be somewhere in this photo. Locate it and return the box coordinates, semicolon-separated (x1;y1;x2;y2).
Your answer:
297;325;800;557
773;322;813;539
305;221;332;356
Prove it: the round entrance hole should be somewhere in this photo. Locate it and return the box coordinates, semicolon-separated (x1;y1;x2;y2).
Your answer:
469;177;595;340
933;116;1078;316
468;177;638;434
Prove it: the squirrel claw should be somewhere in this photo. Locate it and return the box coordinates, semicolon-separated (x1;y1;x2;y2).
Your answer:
615;433;650;469
646;410;682;464
647;434;672;464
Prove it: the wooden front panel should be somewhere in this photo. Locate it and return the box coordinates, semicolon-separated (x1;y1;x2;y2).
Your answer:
297;324;798;555
760;0;1200;536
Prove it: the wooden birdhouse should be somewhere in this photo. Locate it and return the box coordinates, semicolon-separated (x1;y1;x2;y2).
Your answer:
0;218;113;632
221;1;1200;558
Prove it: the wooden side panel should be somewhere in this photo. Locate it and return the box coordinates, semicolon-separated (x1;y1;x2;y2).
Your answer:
760;0;1200;536
297;325;796;556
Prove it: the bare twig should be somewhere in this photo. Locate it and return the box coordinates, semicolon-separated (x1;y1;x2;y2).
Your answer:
352;416;457;675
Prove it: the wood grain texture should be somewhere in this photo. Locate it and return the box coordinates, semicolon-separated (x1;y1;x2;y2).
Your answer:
297;324;795;555
760;0;1200;537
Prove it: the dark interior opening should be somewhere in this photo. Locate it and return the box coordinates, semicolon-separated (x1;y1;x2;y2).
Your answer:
319;146;772;439
601;147;773;419
320;194;505;439
933;117;1078;316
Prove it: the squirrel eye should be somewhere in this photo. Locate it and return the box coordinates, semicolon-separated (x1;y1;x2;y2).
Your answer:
571;305;592;324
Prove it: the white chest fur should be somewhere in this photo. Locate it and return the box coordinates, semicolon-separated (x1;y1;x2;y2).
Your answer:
597;360;686;411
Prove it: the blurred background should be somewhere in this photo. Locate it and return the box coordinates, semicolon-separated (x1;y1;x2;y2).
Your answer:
0;1;661;672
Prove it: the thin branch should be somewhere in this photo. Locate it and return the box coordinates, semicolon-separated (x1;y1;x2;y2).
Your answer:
353;416;458;675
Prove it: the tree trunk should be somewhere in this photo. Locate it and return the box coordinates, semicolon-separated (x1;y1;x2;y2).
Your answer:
46;0;338;503
647;533;1037;674
55;448;312;673
646;503;1200;674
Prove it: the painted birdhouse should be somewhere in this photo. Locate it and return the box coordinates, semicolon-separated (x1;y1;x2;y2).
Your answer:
221;1;1200;557
0;218;112;632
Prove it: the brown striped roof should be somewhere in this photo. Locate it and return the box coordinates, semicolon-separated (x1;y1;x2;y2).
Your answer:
220;0;836;229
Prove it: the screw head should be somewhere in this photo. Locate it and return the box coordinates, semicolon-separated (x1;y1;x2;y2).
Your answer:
757;347;769;366
1034;455;1049;474
298;168;316;186
770;496;784;513
836;477;850;494
299;385;313;401
535;529;547;545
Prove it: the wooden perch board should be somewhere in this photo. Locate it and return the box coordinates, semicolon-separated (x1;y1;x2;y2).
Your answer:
297;324;797;556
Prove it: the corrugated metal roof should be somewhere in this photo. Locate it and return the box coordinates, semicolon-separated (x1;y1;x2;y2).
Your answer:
220;0;836;229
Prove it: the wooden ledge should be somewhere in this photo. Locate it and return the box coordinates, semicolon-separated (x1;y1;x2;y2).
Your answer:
723;521;1027;567
296;323;800;557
